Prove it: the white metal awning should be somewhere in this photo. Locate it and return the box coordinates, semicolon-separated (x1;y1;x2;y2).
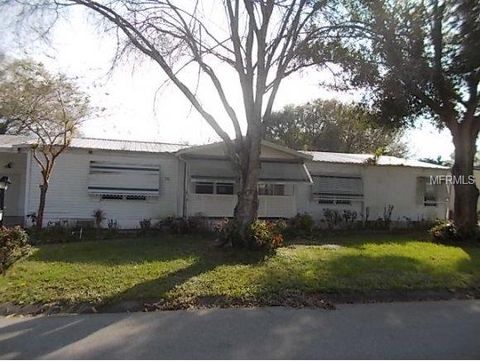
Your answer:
188;159;312;183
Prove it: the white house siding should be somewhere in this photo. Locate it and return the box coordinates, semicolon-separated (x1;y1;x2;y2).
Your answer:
362;166;448;222
296;161;449;224
187;194;296;218
0;151;28;224
25;148;181;228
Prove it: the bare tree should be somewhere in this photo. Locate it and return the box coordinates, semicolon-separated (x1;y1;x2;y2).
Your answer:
5;0;336;246
0;59;92;230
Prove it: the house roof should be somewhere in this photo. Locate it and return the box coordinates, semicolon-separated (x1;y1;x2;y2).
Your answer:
177;139;313;160
0;135;34;149
302;150;449;169
0;135;189;153
0;134;449;169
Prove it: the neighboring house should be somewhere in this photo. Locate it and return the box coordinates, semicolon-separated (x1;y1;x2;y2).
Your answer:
0;134;449;228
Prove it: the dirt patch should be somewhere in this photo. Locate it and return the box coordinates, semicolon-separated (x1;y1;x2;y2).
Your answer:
1;288;479;316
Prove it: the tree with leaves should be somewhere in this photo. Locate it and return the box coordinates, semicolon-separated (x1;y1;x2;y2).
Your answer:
264;99;408;156
4;0;342;246
0;59;92;230
304;0;480;238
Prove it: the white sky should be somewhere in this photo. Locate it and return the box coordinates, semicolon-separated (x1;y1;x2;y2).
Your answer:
0;6;454;160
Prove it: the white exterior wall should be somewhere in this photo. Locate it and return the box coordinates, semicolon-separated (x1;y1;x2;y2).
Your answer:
362;166;448;222
296;161;449;223
187;194;296;218
25;148;182;228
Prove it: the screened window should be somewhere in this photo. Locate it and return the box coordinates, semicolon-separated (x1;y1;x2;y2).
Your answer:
88;161;160;196
195;182;215;194
216;182;234;195
312;175;363;202
424;183;438;207
317;199;351;205
258;184;286;196
194;181;234;195
417;177;444;207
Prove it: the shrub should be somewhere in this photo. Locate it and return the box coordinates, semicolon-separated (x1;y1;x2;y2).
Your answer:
288;213;314;234
0;226;31;274
323;209;342;229
29;222;74;244
92;209;106;228
159;215;210;234
429;221;461;242
215;218;284;249
342;210;358;228
383;204;394;228
250;220;284;250
139;218;151;231
187;214;210;233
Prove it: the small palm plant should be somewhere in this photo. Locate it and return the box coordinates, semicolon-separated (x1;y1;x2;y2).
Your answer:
92;209;106;229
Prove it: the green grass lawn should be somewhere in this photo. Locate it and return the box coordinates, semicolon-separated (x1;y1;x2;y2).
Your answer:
1;232;479;307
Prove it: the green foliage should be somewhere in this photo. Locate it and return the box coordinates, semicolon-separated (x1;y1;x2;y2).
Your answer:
249;220;284;250
323;209;343;229
159;215;210;234
429;221;461;243
264;99;408;156
0;226;31;274
342;210;358;228
215;218;284;250
0;59;92;136
303;0;479;129
288;213;315;235
1;232;479;307
28;222;124;244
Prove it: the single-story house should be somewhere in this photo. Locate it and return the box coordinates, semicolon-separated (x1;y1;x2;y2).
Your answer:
0;134;450;228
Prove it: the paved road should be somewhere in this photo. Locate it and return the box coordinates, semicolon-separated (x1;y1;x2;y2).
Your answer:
0;300;479;359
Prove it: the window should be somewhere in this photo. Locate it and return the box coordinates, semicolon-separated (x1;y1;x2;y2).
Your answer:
417;177;443;207
195;182;214;194
216;182;234;195
194;181;234;195
424;183;437;207
88;161;160;196
312;175;363;201
258;184;285;196
318;199;351;205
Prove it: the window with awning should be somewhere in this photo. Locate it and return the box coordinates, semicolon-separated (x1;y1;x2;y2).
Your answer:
88;161;160;196
188;159;312;183
312;175;363;201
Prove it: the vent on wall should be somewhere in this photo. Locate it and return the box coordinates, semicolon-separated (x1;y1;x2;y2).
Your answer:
88;161;160;196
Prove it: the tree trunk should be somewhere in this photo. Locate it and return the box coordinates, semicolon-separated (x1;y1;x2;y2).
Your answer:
451;124;479;238
36;183;48;231
232;129;262;248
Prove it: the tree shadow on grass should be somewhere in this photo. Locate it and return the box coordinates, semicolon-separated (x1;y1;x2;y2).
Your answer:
255;250;480;300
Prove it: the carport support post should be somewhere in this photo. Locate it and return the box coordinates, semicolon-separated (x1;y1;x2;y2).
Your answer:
0;176;11;227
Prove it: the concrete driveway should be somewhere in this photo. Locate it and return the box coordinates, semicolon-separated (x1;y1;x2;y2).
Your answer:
0;300;479;359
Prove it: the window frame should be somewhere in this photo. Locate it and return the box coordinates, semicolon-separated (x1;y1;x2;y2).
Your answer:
194;181;215;194
258;183;288;196
193;180;235;195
